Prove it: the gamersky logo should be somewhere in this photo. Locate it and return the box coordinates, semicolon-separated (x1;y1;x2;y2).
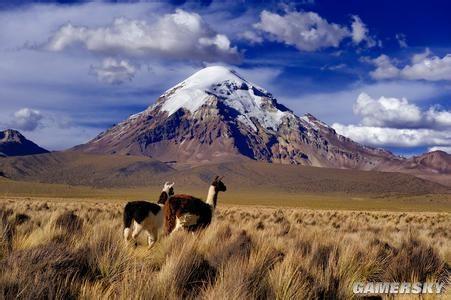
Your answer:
352;282;446;295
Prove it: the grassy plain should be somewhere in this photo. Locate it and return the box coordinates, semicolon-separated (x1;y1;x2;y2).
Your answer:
1;177;450;298
1;177;451;212
0;197;449;299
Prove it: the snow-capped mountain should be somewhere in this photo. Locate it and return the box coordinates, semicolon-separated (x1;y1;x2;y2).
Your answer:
0;129;49;157
74;66;401;168
159;66;290;132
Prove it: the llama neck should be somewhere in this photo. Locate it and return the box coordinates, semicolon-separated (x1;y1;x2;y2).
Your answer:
157;191;169;205
206;185;217;209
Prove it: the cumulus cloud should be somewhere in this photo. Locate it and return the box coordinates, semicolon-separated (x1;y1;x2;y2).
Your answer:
253;10;349;51
425;107;451;128
332;124;451;148
354;92;451;129
402;54;451;81
369;55;401;80
332;92;451;151
369;50;451;81
250;10;375;52
47;9;240;63
428;146;451;153
91;58;137;85
5;108;44;131
353;93;422;127
411;48;431;64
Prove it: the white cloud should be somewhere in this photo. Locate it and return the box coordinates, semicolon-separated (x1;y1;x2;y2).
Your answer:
428;146;451;153
91;58;137;85
239;30;263;44
350;15;375;47
353;93;422;127
251;10;375;52
425;106;451;128
402;54;451;81
332;124;451;148
286;79;442;127
254;10;350;51
350;16;366;43
369;55;400;80
47;9;240;63
5;108;44;131
369;50;451;81
353;93;451;129
331;92;451;151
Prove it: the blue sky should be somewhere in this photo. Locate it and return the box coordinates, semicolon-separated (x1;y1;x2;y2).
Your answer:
0;0;450;155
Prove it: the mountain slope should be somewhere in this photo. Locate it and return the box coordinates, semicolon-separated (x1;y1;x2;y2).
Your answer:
0;151;173;187
159;160;449;195
375;151;451;187
379;151;450;174
406;151;451;174
0;129;49;157
74;66;401;169
0;152;447;194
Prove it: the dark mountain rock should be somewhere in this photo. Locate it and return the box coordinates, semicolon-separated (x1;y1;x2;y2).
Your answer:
0;129;48;157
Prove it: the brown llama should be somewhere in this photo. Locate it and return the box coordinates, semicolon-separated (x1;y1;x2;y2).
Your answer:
164;176;226;234
123;182;174;247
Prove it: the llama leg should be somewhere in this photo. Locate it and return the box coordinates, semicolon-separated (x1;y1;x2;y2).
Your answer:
173;217;184;232
131;221;143;246
124;227;131;242
146;229;157;249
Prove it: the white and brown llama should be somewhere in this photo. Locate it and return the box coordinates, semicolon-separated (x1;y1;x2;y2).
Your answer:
123;181;174;247
164;176;226;234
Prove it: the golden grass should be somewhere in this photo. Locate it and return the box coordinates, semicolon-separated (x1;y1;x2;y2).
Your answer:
0;198;449;299
1;177;450;212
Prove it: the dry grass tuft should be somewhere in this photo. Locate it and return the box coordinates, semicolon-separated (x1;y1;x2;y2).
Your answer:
56;211;83;233
14;213;30;225
0;241;98;299
0;199;449;299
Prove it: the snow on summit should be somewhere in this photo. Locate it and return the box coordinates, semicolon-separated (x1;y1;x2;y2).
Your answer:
160;66;291;131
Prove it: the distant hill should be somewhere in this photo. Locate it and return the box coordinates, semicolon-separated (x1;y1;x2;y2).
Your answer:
405;151;451;174
0;151;173;187
0;129;48;157
0;152;448;195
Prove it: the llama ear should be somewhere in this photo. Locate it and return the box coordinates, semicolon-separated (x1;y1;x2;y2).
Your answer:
169;182;175;187
219;176;224;180
214;176;219;182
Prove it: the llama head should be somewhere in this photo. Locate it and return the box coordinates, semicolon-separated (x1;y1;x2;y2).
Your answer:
212;176;227;192
163;181;175;196
158;182;175;204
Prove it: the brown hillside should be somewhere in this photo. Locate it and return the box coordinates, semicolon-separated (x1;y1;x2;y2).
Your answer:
0;152;448;195
0;151;173;187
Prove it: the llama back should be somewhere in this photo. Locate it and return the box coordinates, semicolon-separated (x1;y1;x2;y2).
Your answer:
164;195;212;234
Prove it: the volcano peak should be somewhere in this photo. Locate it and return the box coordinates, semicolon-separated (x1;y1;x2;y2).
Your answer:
75;66;402;167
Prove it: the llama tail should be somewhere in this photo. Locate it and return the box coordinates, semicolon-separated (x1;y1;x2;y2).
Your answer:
123;203;133;241
164;199;176;235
